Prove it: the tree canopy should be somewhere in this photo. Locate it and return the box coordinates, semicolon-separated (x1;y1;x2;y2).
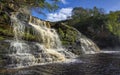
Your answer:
65;7;120;38
62;7;120;48
0;0;59;13
66;7;107;36
106;11;120;37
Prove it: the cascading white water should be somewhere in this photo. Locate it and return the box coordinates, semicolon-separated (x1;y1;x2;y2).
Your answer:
28;15;76;59
80;38;100;54
29;16;62;49
8;12;76;68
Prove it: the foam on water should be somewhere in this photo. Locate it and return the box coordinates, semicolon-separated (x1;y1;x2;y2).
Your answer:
100;51;120;54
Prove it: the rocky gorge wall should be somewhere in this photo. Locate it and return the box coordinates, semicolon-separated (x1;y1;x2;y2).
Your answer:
0;12;100;55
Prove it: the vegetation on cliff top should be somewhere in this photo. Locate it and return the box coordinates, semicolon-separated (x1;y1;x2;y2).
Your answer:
62;7;120;48
0;0;59;11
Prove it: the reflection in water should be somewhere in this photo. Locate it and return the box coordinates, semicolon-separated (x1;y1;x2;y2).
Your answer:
1;53;120;75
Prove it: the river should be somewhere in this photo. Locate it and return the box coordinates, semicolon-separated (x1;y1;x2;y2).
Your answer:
1;52;120;75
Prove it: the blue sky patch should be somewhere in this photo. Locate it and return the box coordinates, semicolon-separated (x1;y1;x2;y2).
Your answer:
32;0;120;22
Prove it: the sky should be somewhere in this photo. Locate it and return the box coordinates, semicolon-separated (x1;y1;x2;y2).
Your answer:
32;0;120;22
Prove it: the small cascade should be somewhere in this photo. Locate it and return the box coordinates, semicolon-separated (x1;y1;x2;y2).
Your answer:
8;12;76;68
80;38;100;54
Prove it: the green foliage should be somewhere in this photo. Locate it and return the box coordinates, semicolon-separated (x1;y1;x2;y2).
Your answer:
58;28;64;38
0;12;10;24
69;7;120;39
67;7;106;29
0;26;12;37
62;7;120;48
0;0;60;41
0;0;59;12
65;7;107;39
106;11;120;37
55;23;78;45
0;25;37;41
23;32;36;41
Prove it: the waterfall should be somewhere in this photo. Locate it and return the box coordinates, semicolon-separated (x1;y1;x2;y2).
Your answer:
8;12;76;68
28;16;63;49
80;38;100;54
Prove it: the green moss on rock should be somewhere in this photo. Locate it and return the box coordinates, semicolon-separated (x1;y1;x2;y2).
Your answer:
0;24;37;41
53;23;78;45
23;33;36;41
0;25;13;37
0;36;5;40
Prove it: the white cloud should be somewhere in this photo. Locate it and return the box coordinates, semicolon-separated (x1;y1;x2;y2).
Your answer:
46;8;73;22
61;0;67;4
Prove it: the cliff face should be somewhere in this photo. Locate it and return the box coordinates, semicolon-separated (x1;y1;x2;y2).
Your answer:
0;12;100;56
